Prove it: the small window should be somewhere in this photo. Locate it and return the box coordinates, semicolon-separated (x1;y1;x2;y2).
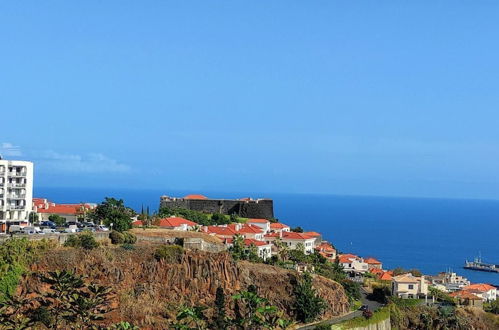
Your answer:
408;284;414;290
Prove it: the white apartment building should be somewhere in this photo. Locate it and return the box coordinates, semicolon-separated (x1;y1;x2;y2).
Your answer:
0;158;34;233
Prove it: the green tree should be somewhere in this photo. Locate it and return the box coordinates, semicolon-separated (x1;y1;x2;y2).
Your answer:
231;289;290;329
293;273;326;323
48;214;66;227
291;226;304;233
91;198;135;232
229;234;246;261
29;212;39;224
485;299;499;314
211;213;230;225
34;270;113;328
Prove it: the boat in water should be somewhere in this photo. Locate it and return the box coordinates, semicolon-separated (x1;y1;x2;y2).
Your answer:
464;256;499;273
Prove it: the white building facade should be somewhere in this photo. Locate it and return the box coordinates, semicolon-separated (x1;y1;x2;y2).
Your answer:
0;158;34;233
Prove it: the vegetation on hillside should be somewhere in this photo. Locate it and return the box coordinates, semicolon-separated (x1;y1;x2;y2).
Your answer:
293;273;327;323
172;285;294;329
0;238;53;302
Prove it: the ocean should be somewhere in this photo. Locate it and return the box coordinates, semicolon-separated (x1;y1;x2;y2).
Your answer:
35;187;499;285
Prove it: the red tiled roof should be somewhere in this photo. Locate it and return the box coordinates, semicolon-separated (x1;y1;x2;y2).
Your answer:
316;242;335;252
304;231;321;237
206;226;238;236
247;218;270;224
238;225;264;234
380;272;393;281
158;217;197;227
370;268;384;275
183;194;208;200
364;257;382;265
264;232;280;238
37;204;93;215
450;290;482;300
270;222;290;229
463;284;496;292
132;220;144;226
282;232;314;240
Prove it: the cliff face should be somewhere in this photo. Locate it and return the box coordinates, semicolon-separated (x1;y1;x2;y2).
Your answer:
21;245;349;328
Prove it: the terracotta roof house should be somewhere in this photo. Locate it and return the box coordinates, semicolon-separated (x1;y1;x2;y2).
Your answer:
379;271;393;281
303;231;322;244
204;226;238;239
246;219;270;233
315;242;337;260
157;217;197;231
364;257;383;270
33;198;96;223
392;273;428;299
269;222;290;233
237;224;264;240
223;238;272;261
450;290;483;308
281;232;317;254
338;254;369;274
463;284;497;302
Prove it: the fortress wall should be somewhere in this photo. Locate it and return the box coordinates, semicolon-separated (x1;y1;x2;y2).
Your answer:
159;198;274;219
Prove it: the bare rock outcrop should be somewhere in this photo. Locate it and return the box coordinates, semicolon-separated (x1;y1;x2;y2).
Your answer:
22;245;349;328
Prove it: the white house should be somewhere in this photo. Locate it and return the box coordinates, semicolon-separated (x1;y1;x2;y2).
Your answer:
463;284;497;302
338;254;369;274
269;222;290;233
246;219;270;234
158;217;198;231
0;158;33;233
237;224;264;240
281;232;316;254
392;273;429;299
224;238;272;261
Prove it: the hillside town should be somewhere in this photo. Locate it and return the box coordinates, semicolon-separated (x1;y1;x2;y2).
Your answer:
1;157;498;320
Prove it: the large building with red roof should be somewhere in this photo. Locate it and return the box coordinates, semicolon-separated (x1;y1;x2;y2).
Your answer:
33;198;96;223
159;194;274;219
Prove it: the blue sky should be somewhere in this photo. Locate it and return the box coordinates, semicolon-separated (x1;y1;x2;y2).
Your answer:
1;1;499;199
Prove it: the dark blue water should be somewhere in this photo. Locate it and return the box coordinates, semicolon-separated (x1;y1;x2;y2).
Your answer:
35;187;499;285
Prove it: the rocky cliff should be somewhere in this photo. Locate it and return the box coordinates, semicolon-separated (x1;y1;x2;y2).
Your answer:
20;245;349;328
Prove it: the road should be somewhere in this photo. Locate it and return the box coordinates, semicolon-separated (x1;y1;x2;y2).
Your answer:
297;288;383;330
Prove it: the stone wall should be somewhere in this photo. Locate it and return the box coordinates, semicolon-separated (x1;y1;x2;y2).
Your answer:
159;197;274;219
0;232;110;245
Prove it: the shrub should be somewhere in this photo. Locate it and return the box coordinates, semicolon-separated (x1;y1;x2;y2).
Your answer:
109;231;125;244
153;245;184;262
80;233;99;249
122;232;137;244
121;243;135;251
64;233;99;250
64;235;81;248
